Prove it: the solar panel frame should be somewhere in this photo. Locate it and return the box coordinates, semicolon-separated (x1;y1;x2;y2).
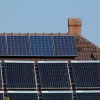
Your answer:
37;61;68;63
6;35;30;56
52;35;78;57
41;91;73;93
4;60;35;63
76;90;100;93
30;35;54;57
7;91;39;93
0;36;7;56
71;60;100;63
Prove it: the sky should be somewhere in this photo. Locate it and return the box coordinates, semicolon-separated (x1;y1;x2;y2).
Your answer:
0;0;100;47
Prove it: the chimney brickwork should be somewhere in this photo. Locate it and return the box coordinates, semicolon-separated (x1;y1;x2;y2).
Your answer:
68;18;82;35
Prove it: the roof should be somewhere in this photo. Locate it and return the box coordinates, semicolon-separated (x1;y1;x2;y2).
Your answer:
0;32;100;62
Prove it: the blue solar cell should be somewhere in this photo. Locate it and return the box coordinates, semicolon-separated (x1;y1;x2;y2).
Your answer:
53;36;77;56
0;36;7;56
7;36;30;56
30;36;54;56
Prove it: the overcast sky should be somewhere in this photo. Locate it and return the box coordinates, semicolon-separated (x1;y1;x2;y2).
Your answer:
0;0;100;47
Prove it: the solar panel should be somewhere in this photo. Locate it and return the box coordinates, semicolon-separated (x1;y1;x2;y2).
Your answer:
30;36;54;56
53;36;77;56
0;36;7;56
0;92;4;100
42;93;73;100
38;61;71;89
4;61;36;89
7;91;38;100
7;36;30;56
0;61;3;88
71;61;100;88
76;93;100;100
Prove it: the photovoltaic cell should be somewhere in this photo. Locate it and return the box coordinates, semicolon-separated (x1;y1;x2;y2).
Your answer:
30;36;54;56
7;36;30;56
0;36;7;56
53;36;77;56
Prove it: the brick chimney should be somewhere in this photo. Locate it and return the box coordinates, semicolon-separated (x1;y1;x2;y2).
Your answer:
68;18;82;35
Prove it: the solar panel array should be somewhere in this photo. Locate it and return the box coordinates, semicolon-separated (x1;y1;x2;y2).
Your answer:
5;62;36;88
7;93;38;100
42;93;73;100
30;36;54;56
7;36;30;56
71;63;100;87
76;93;100;100
38;62;71;89
0;60;100;99
53;36;77;56
0;36;7;56
0;35;78;56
